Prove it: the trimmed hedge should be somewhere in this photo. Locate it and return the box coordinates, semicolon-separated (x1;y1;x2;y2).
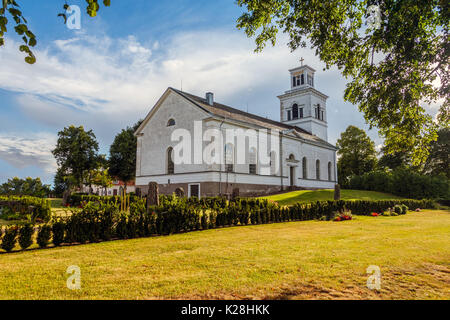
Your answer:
348;169;449;200
0;196;51;222
0;197;437;253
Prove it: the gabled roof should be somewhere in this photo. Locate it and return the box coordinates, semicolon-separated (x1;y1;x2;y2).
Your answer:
170;88;336;150
135;87;336;150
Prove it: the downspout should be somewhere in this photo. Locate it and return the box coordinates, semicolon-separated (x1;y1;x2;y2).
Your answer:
219;119;226;196
279;132;283;192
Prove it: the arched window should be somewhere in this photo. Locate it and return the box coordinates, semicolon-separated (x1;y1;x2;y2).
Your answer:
289;154;295;161
249;147;257;174
328;162;332;181
167;147;174;174
225;143;234;172
270;151;277;175
292;104;299;119
167;119;176;127
316;159;321;180
302;157;307;179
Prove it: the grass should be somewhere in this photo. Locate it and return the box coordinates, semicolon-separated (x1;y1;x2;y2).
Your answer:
260;189;405;206
0;210;449;300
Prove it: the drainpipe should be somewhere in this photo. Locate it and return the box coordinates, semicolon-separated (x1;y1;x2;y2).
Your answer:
219;119;225;196
279;132;283;192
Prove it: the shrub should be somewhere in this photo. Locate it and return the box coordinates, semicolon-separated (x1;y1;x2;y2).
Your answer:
37;225;52;248
52;221;65;246
401;204;408;215
18;223;34;250
1;226;18;252
393;205;402;215
0;196;51;222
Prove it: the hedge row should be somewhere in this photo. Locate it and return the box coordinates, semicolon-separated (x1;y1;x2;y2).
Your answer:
67;193;139;207
0;196;51;222
347;169;450;200
0;198;436;253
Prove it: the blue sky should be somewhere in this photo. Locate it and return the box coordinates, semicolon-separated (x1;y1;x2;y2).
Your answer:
1;0;435;186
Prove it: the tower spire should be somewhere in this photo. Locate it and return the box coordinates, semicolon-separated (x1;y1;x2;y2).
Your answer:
300;57;304;66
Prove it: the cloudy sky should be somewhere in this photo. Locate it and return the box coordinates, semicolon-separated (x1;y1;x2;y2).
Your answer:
1;0;437;186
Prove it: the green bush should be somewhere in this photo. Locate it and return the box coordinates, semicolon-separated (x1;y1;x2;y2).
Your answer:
348;169;450;200
393;205;402;215
52;221;65;246
18;223;34;250
401;204;408;215
1;226;18;252
0;196;51;222
37;225;52;248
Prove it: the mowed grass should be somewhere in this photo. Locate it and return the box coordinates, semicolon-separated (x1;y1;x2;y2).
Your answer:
0;210;449;300
260;189;405;206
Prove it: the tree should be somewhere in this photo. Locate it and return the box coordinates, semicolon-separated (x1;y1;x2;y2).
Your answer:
0;177;51;197
0;0;111;64
52;125;100;190
236;0;448;165
336;125;377;184
377;145;412;171
424;127;450;178
92;168;113;196
53;167;73;197
108;123;140;193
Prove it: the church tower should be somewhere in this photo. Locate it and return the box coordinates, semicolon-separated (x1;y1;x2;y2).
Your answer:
278;61;329;141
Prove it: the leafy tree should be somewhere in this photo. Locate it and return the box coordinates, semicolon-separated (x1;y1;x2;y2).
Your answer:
236;0;448;165
109;123;140;193
52;125;100;190
92;168;113;196
0;0;111;64
424;127;450;178
0;177;51;197
336;125;377;184
377;145;412;171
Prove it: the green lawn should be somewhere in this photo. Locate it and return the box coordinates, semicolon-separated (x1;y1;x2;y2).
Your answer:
0;210;449;300
260;189;405;206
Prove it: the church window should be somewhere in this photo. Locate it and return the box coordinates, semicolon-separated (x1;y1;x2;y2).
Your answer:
225;143;234;172
249;147;257;174
299;108;304;118
287;110;292;121
292;104;299;119
315;107;318;119
328;162;332;181
316;159;321;180
321;110;324;121
301;74;304;85
302;157;307;179
167;119;176;127
167;147;174;174
293;76;296;87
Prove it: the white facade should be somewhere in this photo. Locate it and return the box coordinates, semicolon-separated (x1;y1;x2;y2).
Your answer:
135;64;338;197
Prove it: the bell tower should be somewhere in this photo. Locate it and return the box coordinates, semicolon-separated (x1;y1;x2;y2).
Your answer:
278;60;329;141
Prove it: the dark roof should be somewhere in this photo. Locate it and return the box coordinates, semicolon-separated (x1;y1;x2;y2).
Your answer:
170;88;336;149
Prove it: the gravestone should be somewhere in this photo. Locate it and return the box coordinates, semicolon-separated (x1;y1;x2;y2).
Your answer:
175;187;185;197
232;188;240;200
62;190;71;206
334;184;341;201
147;182;159;207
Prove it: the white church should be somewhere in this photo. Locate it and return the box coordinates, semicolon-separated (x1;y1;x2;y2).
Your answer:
134;63;338;198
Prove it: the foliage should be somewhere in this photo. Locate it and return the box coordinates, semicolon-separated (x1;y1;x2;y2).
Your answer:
52;125;100;189
0;177;51;198
18;223;33;250
0;195;51;222
109;121;142;190
0;195;437;253
348;169;450;200
0;0;111;64
1;226;18;252
377;145;412;171
37;225;52;248
51;220;65;247
424;127;450;178
336;125;377;184
236;0;448;164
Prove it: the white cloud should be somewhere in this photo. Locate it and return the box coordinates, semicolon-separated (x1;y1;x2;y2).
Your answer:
0;133;57;174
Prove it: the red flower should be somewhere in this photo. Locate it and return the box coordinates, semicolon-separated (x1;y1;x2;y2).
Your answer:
334;217;341;222
371;212;378;217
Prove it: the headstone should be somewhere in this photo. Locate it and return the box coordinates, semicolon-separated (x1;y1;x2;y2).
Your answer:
232;188;240;200
62;190;71;206
175;187;185;197
147;182;159;207
334;184;341;201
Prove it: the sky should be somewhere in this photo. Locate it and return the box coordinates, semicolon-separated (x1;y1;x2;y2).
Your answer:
0;0;439;186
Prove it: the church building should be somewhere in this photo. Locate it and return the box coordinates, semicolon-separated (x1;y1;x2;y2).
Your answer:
134;63;338;197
